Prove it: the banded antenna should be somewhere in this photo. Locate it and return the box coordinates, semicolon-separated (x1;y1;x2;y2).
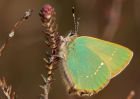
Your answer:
72;5;80;35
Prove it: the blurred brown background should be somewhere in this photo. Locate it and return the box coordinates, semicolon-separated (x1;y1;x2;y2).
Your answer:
0;0;139;99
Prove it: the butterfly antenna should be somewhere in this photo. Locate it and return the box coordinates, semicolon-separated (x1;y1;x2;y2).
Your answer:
76;17;80;34
72;5;78;35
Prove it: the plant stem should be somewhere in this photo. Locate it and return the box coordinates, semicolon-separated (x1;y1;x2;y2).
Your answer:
39;4;60;99
0;9;33;56
127;90;135;99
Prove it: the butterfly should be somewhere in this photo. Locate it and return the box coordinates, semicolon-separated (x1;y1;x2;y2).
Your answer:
59;33;133;96
58;6;133;97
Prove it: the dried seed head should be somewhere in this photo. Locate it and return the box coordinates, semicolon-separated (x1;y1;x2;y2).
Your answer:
39;4;59;98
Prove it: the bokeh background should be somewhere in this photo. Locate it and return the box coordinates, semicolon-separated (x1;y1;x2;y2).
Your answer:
0;0;139;99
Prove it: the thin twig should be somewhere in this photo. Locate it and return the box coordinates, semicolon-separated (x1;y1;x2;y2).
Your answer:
0;9;33;56
127;90;135;99
0;77;15;99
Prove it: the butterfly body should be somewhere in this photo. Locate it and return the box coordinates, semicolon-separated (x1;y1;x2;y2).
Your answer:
59;34;133;96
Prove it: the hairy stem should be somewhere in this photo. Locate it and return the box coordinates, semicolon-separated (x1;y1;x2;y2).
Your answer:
39;4;60;99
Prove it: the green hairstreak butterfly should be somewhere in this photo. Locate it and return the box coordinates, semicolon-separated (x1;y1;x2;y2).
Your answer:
59;34;133;96
57;5;133;96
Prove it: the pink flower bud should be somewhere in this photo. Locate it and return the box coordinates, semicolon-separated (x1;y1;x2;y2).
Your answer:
40;4;54;19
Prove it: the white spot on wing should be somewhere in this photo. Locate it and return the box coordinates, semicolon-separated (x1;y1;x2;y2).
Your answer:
94;62;104;75
109;48;117;61
111;48;117;56
101;62;104;66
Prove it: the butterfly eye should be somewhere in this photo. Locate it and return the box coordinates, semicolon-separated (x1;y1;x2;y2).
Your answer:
69;32;75;36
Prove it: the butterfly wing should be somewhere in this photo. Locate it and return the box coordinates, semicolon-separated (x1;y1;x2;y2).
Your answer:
76;36;133;78
63;36;133;95
63;36;111;95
